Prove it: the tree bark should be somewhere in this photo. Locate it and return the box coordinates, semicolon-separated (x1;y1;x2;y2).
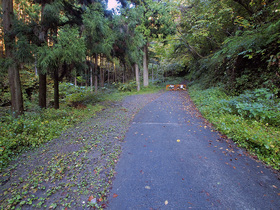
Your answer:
39;72;47;108
114;63;116;83
99;55;104;87
94;54;98;93
143;43;149;87
123;65;125;83
90;58;93;93
38;3;47;108
107;62;110;84
151;63;154;84
135;63;140;92
53;67;59;109
3;0;24;116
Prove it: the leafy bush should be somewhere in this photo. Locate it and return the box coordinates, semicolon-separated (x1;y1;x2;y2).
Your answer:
113;81;137;92
189;84;280;169
222;88;280;126
65;90;104;107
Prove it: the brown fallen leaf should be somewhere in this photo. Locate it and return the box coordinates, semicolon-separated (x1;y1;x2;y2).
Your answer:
113;193;118;198
88;195;94;202
272;185;277;189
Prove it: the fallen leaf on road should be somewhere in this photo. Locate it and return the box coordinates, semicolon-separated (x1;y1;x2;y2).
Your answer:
177;139;180;142
113;193;118;198
145;186;151;189
88;196;94;202
165;200;168;205
272;185;277;189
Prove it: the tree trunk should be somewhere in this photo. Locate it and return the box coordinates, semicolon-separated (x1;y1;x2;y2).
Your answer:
3;0;24;116
107;62;110;84
90;59;93;93
94;54;98;93
135;63;140;92
38;3;47;108
152;63;154;84
35;54;38;76
100;55;104;87
122;65;125;83
143;43;149;87
114;64;117;83
54;67;59;109
39;72;47;108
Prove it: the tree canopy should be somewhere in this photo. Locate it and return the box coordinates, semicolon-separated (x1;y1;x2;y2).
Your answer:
1;0;280;113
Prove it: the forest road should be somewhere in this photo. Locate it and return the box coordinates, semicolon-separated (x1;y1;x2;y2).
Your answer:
107;91;280;210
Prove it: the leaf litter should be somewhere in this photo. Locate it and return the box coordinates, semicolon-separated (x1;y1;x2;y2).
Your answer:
0;93;162;209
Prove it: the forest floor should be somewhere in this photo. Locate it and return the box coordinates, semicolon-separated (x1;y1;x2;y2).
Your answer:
0;90;280;209
0;92;163;209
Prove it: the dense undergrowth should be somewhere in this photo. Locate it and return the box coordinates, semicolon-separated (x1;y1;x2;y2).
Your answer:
0;82;162;171
188;84;280;170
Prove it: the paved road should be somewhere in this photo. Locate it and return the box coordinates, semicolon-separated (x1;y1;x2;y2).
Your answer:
108;91;280;209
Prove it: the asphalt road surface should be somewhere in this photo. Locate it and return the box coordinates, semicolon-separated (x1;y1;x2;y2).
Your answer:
108;91;280;209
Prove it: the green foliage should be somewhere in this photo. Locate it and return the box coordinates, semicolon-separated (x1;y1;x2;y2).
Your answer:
59;83;104;106
135;0;176;40
189;84;280;169
173;0;280;95
66;91;104;107
113;81;137;92
221;88;280;126
83;3;115;56
0;104;104;171
38;26;86;71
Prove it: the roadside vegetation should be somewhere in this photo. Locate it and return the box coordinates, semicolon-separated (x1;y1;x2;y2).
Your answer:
1;0;279;208
0;72;163;171
188;83;280;170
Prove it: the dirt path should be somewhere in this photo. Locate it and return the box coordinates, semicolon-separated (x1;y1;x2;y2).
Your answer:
108;91;280;209
0;92;162;209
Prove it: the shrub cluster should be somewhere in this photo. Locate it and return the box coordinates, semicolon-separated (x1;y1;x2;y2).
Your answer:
113;81;136;92
60;83;104;107
189;84;280;169
221;88;280;126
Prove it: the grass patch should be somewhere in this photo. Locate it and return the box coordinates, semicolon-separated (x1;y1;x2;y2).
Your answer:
0;104;104;171
0;82;163;171
188;84;280;170
0;86;161;210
